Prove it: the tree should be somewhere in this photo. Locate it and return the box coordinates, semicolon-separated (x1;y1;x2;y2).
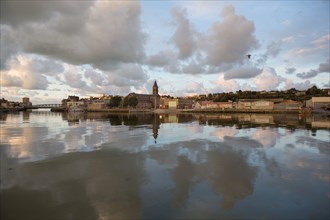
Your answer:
123;95;138;108
306;85;320;96
128;96;138;108
108;96;122;108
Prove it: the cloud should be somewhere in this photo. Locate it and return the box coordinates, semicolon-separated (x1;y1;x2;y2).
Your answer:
147;5;259;75
254;67;284;91
104;64;149;93
296;70;319;79
296;59;330;79
311;34;330;46
0;1;92;28
281;36;295;43
211;127;239;141
252;129;280;148
255;41;282;65
0;72;23;87
323;82;330;88
171;8;197;59
266;41;282;58
224;67;262;80
84;68;105;86
285;67;296;74
213;75;240;92
0;55;49;90
63;69;89;91
281;19;292;26
181;61;206;74
0;1;146;71
292;34;329;57
203;6;259;66
172;81;209;96
0;26;19;70
318;59;330;72
283;79;314;91
147;50;177;67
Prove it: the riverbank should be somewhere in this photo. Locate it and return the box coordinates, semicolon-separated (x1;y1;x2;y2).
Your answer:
5;106;327;116
155;108;303;114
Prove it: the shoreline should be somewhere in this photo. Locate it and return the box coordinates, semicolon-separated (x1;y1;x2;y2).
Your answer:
2;107;329;115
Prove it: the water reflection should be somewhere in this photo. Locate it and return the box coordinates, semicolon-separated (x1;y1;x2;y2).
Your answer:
0;111;329;219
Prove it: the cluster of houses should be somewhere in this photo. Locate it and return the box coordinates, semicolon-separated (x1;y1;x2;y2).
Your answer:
0;97;32;111
62;95;112;112
60;94;330;113
59;81;330;112
2;81;329;113
180;97;329;112
193;99;299;111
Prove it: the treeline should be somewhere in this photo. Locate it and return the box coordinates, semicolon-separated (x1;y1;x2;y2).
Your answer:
197;86;329;102
107;95;138;108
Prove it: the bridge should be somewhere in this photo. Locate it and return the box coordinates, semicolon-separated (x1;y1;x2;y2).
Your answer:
31;104;62;109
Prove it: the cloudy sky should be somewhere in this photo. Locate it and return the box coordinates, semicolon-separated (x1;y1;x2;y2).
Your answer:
1;0;329;104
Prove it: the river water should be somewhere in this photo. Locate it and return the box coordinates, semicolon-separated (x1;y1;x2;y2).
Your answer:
0;111;329;219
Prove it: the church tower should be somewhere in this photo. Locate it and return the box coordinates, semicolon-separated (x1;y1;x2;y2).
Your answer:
152;80;158;95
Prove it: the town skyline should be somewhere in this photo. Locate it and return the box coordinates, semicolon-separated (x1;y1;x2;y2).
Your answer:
1;1;329;104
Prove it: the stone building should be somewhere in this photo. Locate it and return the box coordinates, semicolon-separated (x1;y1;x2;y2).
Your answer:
306;97;330;110
128;81;160;109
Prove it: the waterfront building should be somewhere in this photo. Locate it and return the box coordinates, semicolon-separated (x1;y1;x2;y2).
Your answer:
274;100;301;110
217;102;233;109
22;97;32;107
67;101;85;112
194;101;218;109
178;98;194;109
306;97;330;110
128;81;160;109
250;100;274;110
86;99;107;110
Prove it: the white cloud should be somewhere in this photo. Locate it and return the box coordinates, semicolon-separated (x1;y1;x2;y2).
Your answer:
0;55;49;90
291;34;329;57
203;5;259;67
283;79;314;91
213;75;240;92
211;127;239;141
311;34;330;45
253;67;284;91
252;128;280;148
171;8;197;59
281;19;292;26
281;36;295;43
147;5;259;76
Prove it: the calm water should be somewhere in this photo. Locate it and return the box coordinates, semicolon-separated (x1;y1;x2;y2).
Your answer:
0;111;329;220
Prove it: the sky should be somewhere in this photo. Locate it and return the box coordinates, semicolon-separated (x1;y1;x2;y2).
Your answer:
0;0;329;104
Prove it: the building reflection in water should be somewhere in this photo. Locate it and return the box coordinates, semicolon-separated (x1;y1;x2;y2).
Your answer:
0;111;329;219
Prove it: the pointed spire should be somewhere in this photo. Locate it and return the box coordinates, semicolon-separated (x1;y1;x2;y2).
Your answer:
152;80;158;95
